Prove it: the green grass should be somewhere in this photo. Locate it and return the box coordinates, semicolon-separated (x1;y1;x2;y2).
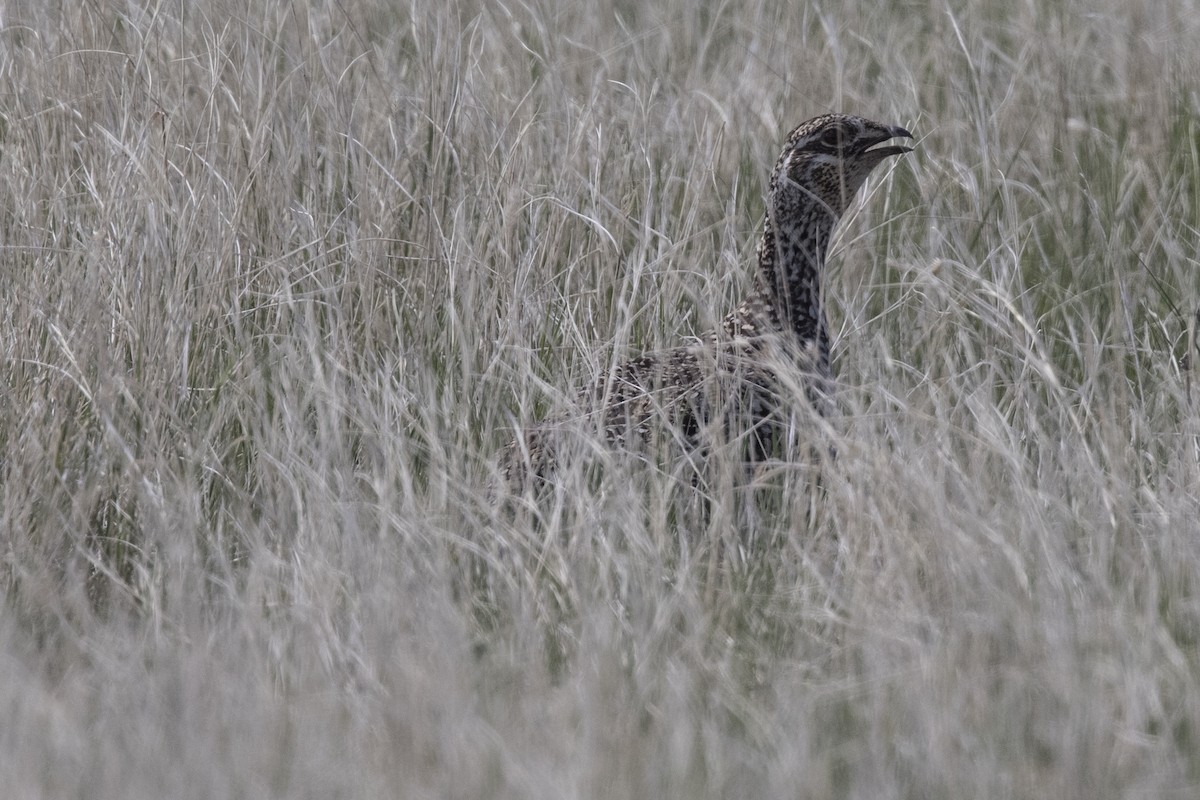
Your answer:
3;0;1200;797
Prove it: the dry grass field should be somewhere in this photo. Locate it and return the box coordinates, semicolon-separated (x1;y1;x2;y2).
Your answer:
2;0;1200;797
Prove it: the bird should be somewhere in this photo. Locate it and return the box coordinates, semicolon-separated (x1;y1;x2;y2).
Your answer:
501;113;913;492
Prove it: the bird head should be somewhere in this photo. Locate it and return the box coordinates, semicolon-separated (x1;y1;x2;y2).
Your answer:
769;114;913;222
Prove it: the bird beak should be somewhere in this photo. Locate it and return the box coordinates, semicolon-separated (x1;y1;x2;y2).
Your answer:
860;125;914;159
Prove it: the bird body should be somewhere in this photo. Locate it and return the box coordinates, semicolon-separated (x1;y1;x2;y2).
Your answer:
503;114;913;490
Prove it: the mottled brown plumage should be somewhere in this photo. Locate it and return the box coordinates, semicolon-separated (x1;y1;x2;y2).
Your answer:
503;114;913;490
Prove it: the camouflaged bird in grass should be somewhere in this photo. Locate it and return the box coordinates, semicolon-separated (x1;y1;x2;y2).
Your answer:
502;114;914;491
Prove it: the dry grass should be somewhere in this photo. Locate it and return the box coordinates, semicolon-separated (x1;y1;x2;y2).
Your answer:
2;0;1200;797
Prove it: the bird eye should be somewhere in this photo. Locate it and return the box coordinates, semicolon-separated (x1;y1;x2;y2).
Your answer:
819;127;843;148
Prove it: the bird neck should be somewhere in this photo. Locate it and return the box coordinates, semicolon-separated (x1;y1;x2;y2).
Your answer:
751;209;834;353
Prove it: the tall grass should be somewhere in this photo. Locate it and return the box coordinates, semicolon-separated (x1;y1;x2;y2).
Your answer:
2;0;1199;796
